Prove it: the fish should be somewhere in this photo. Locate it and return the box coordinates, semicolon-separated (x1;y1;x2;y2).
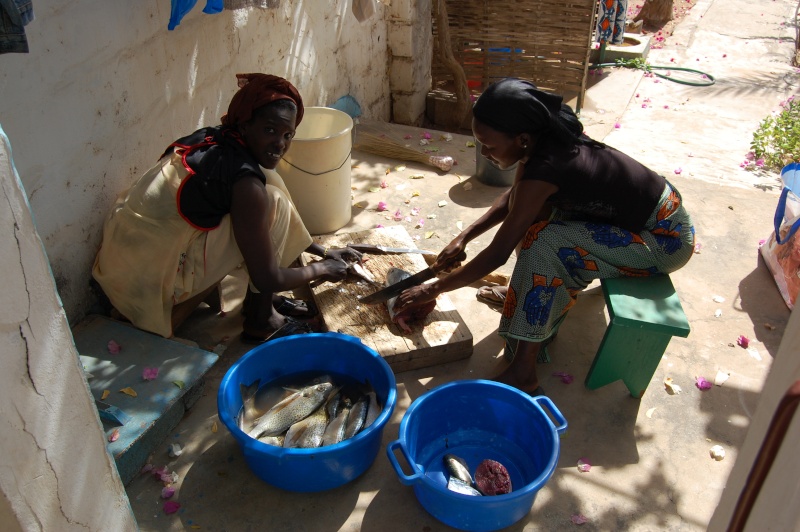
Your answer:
385;268;437;333
257;434;285;447
326;389;342;419
363;388;381;429
247;382;334;439
347;260;378;284
321;401;351;446
343;394;369;439
443;454;475;486
238;379;261;431
447;477;482;496
284;403;329;448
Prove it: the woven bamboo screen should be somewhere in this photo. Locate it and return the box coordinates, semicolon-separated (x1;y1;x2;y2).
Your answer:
432;0;598;111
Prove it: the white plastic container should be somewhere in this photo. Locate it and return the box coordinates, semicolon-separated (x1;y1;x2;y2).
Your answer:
276;107;353;234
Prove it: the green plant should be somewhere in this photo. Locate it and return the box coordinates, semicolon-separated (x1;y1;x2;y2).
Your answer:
747;96;800;171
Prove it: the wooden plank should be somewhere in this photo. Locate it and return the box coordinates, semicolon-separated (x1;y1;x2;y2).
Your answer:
302;225;473;372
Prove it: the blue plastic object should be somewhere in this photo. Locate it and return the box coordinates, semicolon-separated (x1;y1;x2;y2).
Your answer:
775;163;800;244
217;332;397;492
387;380;567;532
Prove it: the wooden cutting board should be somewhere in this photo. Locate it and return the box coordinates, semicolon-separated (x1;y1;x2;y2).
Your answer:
302;225;473;373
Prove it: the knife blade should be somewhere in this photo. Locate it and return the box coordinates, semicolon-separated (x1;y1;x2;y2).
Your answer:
347;243;437;255
359;251;466;305
359;268;437;304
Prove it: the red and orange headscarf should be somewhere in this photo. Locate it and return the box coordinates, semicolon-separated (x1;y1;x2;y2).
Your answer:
221;73;304;128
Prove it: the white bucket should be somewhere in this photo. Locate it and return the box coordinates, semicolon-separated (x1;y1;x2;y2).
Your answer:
276;107;353;235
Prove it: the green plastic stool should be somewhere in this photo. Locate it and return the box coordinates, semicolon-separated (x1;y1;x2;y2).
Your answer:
585;275;690;398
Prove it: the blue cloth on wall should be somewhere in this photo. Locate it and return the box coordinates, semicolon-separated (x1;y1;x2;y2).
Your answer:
169;0;223;31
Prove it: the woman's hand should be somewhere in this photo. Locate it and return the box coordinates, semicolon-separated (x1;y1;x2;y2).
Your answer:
326;246;362;264
393;281;440;313
434;239;466;273
318;258;349;283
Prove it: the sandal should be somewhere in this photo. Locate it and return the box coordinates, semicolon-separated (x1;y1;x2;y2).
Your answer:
477;285;507;308
274;295;318;318
240;317;313;345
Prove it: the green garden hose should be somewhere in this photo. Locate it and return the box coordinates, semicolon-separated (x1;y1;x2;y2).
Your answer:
590;58;716;87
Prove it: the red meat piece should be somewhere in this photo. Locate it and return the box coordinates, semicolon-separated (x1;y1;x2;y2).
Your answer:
474;459;512;495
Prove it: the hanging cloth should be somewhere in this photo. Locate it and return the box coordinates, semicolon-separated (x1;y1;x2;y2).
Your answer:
168;0;223;31
0;0;34;54
596;0;628;46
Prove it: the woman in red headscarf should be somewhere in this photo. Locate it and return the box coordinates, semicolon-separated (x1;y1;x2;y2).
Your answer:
92;74;358;342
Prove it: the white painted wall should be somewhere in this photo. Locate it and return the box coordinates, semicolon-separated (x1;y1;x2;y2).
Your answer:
1;125;136;530
0;0;392;324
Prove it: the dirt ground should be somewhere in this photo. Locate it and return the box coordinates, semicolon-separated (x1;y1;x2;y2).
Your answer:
628;0;700;50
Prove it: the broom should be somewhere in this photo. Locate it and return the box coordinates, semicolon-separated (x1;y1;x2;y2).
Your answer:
354;124;454;172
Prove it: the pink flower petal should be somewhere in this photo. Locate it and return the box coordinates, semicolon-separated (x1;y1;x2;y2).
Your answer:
403;134;412;140
571;513;588;525
107;340;122;354
422;132;432;140
674;167;683;174
380;180;388;189
552;371;574;384
163;501;181;515
577;458;591;473
375;224;384;229
392;210;403;221
695;376;712;390
737;335;750;348
108;429;120;442
410;207;421;216
377;201;388;212
161;486;176;499
142;367;159;381
614;122;621;129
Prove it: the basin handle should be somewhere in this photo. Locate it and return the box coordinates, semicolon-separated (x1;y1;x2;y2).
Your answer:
533;395;568;435
386;439;422;485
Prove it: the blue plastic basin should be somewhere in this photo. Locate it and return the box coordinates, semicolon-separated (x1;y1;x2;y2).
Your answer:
217;332;397;492
387;380;567;532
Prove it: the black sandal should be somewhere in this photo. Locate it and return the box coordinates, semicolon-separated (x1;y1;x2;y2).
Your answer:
240;317;313;345
274;295;318;318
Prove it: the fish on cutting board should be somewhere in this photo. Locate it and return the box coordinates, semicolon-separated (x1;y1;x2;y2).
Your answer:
385;267;437;333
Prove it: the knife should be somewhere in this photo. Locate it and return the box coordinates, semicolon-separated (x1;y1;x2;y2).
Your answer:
359;251;466;305
347;243;437;255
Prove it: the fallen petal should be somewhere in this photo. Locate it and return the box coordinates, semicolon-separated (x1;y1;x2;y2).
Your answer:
695;376;712;390
712;295;725;303
577;458;591;473
463;182;473;191
108;429;120;442
368;186;380;193
163;501;181;515
438;200;448;207
211;421;218;433
736;335;750;348
571;513;588;525
107;340;122;354
746;347;762;361
646;407;656;418
161;486;176;499
142;367;159;381
709;445;725;461
377;202;388;212
119;387;138;398
552;371;574;384
424;231;435;239
714;371;730;386
168;443;183;458
101;389;110;400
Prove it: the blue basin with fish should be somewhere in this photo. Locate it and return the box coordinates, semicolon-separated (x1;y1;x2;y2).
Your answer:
387;380;566;532
218;332;396;492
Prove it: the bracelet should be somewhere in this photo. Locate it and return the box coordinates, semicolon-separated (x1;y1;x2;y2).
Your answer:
323;247;329;259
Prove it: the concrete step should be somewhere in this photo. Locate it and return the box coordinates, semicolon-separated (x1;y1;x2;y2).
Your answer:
72;315;219;485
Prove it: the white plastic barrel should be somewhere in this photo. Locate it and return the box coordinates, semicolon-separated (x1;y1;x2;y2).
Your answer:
276;107;353;235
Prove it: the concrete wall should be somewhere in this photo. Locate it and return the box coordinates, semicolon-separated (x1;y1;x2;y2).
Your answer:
0;125;136;530
0;0;392;326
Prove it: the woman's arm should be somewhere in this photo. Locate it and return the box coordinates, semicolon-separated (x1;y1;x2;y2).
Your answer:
395;178;557;308
230;177;346;293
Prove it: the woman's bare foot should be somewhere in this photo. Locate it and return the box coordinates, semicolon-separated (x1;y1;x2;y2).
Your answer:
491;340;542;395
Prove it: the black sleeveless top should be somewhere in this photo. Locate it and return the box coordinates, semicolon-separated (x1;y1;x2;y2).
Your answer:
162;126;264;230
522;140;665;232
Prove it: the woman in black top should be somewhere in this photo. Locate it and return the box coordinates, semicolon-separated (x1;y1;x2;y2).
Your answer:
395;78;695;395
